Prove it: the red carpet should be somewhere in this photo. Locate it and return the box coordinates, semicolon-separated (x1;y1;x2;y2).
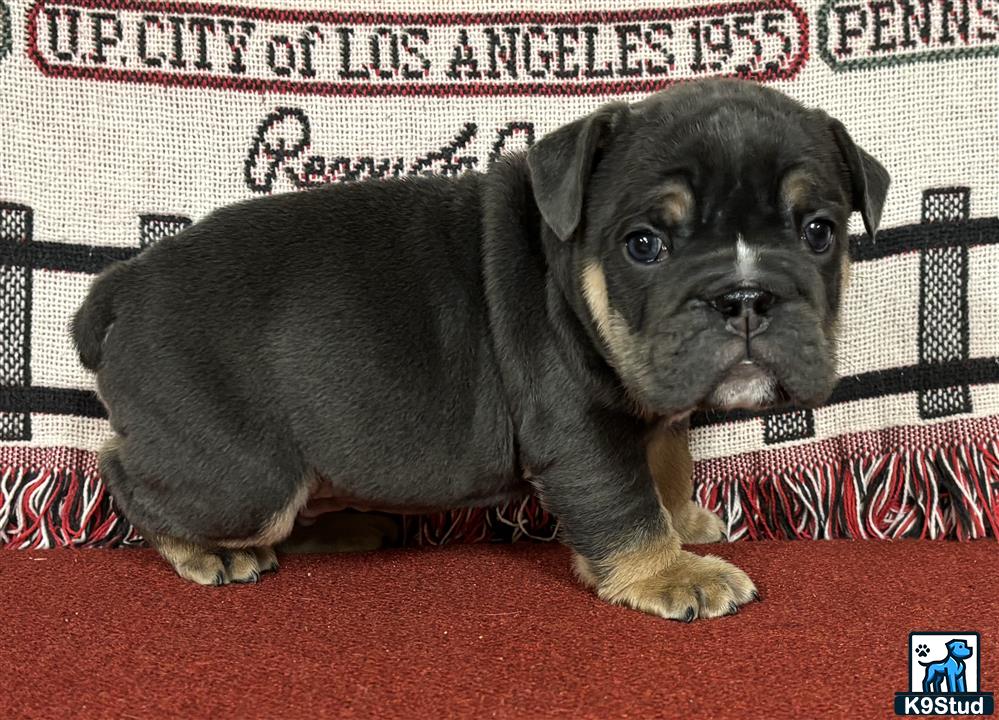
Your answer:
2;541;997;719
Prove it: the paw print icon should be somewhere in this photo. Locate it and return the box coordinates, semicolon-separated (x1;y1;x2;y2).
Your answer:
915;644;931;658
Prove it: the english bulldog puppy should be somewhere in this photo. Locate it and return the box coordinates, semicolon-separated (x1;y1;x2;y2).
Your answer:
73;78;888;620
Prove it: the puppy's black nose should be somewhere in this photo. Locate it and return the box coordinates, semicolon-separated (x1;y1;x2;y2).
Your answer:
710;288;775;337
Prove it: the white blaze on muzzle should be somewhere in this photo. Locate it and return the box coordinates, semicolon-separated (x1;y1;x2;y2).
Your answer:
735;233;760;282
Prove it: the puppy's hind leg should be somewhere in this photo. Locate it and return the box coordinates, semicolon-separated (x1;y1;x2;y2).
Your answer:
158;482;309;585
99;437;306;586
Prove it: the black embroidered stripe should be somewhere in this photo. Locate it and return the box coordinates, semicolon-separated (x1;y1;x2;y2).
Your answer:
1;357;996;421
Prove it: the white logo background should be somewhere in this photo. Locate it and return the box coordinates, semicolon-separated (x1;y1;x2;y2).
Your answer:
910;633;981;693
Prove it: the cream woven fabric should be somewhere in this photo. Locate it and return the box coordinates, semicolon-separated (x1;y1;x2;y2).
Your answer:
1;0;997;545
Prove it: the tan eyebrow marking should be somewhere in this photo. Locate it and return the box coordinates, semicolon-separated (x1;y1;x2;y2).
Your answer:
780;167;815;214
660;179;694;225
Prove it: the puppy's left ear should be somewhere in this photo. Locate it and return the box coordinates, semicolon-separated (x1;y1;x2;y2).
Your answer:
527;101;629;241
829;119;891;240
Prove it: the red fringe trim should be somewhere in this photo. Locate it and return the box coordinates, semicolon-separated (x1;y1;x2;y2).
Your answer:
694;437;999;541
2;431;998;548
404;495;559;546
0;449;141;549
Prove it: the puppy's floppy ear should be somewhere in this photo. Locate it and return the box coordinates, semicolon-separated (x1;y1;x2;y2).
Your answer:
828;119;891;240
527;102;629;241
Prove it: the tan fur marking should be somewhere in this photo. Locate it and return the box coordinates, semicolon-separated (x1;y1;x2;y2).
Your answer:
673;504;727;545
580;262;635;377
573;553;600;588
780;167;814;213
591;531;681;600
580;262;659;419
224;549;263;583
573;501;753;619
612;551;758;619
836;250;852;330
575;507;682;599
839;249;853;313
150;535;277;585
581;261;614;343
576;536;757;620
217;473;317;549
660;180;695;225
823;248;853;346
254;546;280;573
647;425;694;515
580;262;638;372
647;425;726;544
151;535;226;586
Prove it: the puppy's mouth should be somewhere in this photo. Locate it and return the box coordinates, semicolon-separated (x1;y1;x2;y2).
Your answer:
705;360;788;411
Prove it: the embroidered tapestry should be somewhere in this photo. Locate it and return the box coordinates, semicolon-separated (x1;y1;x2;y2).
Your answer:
1;0;997;547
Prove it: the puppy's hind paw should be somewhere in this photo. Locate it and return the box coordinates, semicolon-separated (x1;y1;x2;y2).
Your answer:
172;547;228;586
150;535;277;586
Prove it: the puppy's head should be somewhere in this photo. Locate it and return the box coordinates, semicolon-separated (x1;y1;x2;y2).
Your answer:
528;79;890;419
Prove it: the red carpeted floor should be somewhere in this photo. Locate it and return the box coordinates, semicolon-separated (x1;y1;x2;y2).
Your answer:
1;541;997;719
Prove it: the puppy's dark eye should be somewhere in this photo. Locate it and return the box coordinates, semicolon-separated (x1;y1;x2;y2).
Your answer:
624;232;666;264
803;220;834;253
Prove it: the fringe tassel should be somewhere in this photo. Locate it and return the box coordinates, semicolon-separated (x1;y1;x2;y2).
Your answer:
694;438;999;541
2;438;997;548
405;495;560;546
0;464;142;549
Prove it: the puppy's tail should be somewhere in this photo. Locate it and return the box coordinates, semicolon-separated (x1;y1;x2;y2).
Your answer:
72;261;130;370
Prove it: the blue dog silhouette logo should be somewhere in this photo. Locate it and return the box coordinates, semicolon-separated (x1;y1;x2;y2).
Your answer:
895;632;994;716
920;639;974;693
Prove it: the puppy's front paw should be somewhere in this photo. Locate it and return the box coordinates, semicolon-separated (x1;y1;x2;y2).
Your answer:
577;550;758;621
674;502;727;544
641;552;757;620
